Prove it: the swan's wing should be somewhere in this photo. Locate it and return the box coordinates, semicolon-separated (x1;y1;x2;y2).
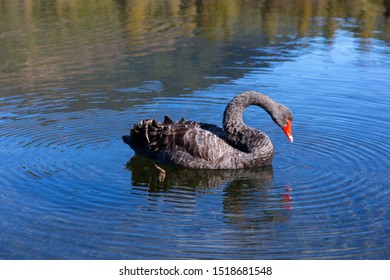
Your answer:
154;120;232;168
124;117;232;168
171;121;228;159
198;122;227;139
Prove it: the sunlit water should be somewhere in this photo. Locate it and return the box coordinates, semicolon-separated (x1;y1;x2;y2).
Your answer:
0;0;389;259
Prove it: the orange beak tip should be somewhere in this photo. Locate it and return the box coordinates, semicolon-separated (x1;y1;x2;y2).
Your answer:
283;119;293;143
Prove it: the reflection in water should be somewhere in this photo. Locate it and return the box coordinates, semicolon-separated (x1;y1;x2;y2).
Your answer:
0;0;389;260
126;155;291;226
386;0;390;16
1;0;389;98
126;155;274;189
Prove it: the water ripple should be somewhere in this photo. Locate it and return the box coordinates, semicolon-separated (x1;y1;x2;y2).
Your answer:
1;1;389;259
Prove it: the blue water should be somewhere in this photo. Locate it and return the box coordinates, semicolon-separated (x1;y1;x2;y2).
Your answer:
0;1;389;259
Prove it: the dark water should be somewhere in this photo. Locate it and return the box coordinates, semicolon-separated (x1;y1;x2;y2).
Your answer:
1;0;389;259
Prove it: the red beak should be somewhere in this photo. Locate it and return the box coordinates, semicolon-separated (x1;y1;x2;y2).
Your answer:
283;119;293;143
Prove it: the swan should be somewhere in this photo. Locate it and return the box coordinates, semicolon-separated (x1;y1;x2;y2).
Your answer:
123;91;293;177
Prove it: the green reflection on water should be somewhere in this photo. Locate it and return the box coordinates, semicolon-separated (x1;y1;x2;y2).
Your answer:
0;0;388;97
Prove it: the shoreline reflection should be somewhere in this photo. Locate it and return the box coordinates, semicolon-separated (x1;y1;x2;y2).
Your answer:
126;155;292;225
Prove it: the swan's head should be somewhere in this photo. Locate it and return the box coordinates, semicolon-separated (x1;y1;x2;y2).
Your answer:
271;104;294;143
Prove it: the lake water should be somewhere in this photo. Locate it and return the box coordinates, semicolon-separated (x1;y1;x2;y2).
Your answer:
0;0;389;259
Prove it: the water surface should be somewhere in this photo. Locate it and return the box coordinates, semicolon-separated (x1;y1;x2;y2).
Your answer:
0;0;389;259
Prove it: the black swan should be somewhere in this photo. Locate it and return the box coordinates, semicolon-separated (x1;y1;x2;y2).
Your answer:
123;91;293;177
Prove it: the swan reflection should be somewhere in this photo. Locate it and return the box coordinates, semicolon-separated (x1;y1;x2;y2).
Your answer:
126;156;292;225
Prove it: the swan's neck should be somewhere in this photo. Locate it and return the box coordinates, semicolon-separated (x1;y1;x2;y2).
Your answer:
223;91;275;153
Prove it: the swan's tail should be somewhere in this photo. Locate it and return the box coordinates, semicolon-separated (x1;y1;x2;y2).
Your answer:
122;116;174;157
122;135;131;145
